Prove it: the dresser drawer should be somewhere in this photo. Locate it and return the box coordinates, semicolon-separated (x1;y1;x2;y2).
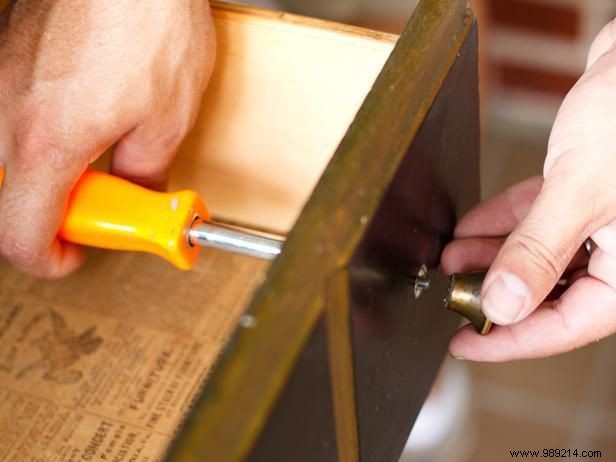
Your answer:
0;1;478;461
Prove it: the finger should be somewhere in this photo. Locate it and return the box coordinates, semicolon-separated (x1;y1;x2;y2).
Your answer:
480;174;593;326
591;219;616;258
441;237;503;274
450;276;616;361
110;71;206;192
441;237;589;276
586;19;616;70
111;122;185;191
455;176;542;238
0;157;86;278
588;246;616;290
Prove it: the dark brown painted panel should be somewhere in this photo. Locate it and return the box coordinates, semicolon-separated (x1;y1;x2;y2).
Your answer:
247;316;338;462
349;25;479;462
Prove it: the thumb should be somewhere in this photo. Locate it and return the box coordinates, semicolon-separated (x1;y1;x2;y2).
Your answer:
481;177;591;325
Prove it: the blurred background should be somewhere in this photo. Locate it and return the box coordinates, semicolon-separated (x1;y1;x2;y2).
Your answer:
236;0;616;460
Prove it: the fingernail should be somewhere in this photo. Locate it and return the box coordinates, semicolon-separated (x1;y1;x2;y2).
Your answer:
482;273;529;325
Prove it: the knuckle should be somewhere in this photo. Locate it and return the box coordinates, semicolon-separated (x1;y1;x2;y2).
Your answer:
0;231;40;268
169;124;189;147
159;122;190;151
17;120;62;161
588;19;616;64
507;229;564;280
15;114;87;177
608;18;616;36
18;110;60;148
552;300;574;337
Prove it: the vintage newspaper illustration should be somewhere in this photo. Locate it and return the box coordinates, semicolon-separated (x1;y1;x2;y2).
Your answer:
0;249;268;461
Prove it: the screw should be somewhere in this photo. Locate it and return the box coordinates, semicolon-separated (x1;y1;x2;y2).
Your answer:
239;314;257;329
411;264;430;299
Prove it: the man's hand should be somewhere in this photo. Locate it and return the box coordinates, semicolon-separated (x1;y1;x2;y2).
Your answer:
0;0;215;278
441;19;616;361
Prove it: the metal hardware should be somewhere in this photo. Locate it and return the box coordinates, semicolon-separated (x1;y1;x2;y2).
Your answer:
189;220;284;260
445;271;491;335
410;264;431;299
584;238;595;256
410;266;491;335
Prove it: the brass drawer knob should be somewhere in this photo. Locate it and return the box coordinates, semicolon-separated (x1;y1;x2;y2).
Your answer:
445;271;492;335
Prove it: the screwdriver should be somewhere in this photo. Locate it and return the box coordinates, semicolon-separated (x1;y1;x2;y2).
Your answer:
0;168;283;269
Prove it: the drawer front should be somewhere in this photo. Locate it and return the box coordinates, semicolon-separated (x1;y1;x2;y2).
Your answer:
167;1;478;461
349;23;478;460
246;22;479;462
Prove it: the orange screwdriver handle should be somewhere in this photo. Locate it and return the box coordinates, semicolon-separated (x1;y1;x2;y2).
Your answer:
0;168;209;270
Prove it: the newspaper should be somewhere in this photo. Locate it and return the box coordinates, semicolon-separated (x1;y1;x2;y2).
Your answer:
0;249;268;461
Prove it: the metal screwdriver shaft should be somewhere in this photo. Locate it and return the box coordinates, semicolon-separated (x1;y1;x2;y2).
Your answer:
188;220;283;260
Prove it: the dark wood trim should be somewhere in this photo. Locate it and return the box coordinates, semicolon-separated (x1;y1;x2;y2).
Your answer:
325;269;360;462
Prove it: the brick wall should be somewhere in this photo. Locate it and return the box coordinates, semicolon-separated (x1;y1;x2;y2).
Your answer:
487;0;616;126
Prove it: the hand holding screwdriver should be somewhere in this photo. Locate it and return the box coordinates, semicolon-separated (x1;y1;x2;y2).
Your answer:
0;167;283;269
0;0;215;278
442;19;616;361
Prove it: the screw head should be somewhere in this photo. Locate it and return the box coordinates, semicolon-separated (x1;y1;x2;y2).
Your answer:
412;264;430;299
